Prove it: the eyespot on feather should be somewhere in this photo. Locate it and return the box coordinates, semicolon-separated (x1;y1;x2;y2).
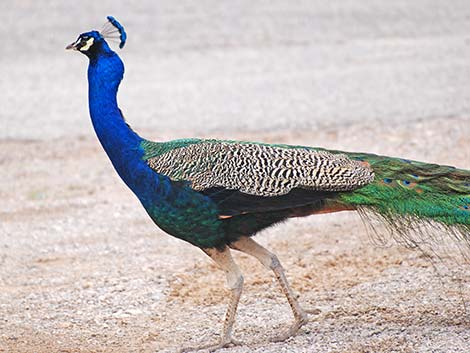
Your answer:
397;180;417;188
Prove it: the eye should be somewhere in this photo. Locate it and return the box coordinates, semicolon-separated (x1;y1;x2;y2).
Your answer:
77;36;95;51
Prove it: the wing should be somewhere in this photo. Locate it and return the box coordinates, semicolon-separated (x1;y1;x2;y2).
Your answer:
142;139;374;216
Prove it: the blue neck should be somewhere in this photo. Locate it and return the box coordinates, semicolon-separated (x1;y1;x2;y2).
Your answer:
87;46;151;197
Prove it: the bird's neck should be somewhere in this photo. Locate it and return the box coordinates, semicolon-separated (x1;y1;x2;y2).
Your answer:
87;52;148;192
88;52;140;145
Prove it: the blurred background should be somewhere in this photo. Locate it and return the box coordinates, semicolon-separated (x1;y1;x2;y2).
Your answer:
2;0;470;140
1;1;470;352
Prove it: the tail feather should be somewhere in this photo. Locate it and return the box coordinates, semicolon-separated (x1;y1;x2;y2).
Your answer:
335;152;470;251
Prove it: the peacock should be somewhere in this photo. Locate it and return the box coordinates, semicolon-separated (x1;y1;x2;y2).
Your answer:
67;17;470;352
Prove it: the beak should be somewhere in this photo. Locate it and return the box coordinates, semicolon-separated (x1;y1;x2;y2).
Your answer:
66;39;80;50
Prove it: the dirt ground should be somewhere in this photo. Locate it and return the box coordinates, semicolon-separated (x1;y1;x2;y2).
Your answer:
1;117;469;353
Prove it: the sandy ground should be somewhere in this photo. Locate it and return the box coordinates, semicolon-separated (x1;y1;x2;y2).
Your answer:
1;1;470;353
1;119;469;353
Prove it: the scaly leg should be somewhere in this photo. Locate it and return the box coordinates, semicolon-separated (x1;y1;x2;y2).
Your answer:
179;246;244;353
230;236;309;342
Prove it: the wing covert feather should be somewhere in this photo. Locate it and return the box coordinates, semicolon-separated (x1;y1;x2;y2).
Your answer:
145;140;374;197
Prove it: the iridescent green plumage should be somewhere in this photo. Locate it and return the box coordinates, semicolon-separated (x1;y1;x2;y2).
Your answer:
340;152;470;228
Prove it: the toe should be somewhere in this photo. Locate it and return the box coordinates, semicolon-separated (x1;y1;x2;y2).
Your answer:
178;337;242;353
271;316;309;343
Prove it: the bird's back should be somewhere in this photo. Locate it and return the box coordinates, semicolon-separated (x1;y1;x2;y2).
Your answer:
142;138;374;196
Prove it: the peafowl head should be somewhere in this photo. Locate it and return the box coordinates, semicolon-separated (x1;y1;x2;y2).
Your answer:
66;31;105;57
66;16;127;59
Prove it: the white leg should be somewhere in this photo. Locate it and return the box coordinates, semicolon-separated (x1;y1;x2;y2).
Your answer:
230;236;309;341
179;246;243;352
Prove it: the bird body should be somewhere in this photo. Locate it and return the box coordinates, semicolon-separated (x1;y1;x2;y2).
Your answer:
140;137;470;249
68;18;470;351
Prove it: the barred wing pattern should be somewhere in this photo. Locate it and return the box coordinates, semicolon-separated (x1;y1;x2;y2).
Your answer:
146;141;374;196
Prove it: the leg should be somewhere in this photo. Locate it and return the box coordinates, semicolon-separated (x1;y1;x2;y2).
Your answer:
179;246;244;353
230;236;309;342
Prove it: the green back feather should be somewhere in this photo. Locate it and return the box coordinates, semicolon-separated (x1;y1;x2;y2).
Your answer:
141;138;204;159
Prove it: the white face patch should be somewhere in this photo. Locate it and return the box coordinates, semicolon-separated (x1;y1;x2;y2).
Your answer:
79;37;94;52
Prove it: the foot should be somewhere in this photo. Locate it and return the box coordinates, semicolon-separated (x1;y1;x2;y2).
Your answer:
271;312;309;343
178;337;242;353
